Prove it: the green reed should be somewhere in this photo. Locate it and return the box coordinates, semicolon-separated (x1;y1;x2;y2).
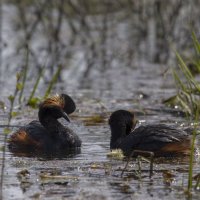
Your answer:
44;64;63;99
164;33;200;193
0;72;22;199
164;33;200;117
18;47;29;104
174;38;200;193
0;61;65;197
27;64;62;107
187;110;198;192
27;67;44;107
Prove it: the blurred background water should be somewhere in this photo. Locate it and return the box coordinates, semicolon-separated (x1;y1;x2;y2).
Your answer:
0;1;200;199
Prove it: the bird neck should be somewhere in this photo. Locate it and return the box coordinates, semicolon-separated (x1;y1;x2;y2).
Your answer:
39;115;63;136
110;124;127;149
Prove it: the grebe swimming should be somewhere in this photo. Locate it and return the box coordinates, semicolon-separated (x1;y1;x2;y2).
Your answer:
109;110;192;156
8;94;81;156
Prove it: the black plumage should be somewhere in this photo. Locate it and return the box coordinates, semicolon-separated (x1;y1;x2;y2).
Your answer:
109;110;192;156
8;94;81;156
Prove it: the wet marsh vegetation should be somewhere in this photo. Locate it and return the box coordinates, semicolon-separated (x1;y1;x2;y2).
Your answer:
1;0;200;199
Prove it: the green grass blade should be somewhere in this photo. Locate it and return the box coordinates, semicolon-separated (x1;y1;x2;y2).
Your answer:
188;108;199;191
176;52;192;79
44;64;63;99
172;68;186;91
18;48;29;104
192;32;200;55
176;51;200;92
27;67;44;105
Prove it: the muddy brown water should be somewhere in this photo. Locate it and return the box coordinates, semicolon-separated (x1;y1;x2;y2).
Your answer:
0;64;200;200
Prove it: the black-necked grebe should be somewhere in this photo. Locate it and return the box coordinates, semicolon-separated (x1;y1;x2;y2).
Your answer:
8;94;81;155
109;110;192;156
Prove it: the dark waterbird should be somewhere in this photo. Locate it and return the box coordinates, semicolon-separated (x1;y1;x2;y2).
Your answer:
8;94;81;156
109;110;192;156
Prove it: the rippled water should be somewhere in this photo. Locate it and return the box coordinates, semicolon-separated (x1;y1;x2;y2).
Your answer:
1;63;200;200
1;1;200;199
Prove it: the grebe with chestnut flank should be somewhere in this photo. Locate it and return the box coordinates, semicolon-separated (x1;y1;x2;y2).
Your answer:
109;110;192;156
8;94;81;156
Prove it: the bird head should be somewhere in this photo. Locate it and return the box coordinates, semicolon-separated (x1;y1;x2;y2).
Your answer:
39;94;76;122
109;110;137;136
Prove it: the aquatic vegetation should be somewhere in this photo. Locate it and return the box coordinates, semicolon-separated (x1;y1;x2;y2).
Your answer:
11;61;64;108
40;172;78;181
187;110;199;192
0;50;69;199
0;101;5;111
0;62;64;197
0;73;23;199
27;68;44;107
17;169;30;179
44;64;63;99
18;48;29;104
121;150;154;178
162;170;176;185
27;62;62;108
1;1;200;199
107;149;124;160
164;33;200;118
164;33;200;194
194;173;200;190
17;169;32;193
81;114;107;126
